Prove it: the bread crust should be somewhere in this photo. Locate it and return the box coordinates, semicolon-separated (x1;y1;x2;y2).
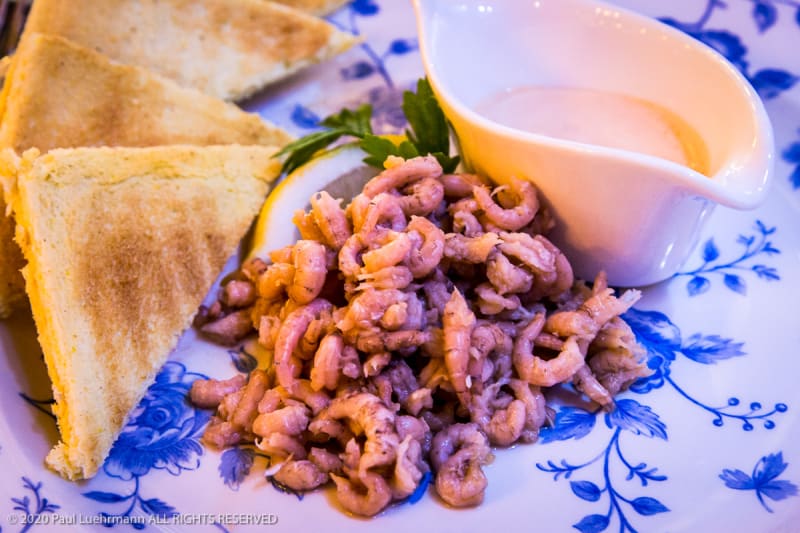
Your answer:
0;33;292;317
24;0;359;100
6;145;281;479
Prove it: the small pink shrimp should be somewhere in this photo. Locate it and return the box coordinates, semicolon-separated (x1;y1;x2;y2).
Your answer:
406;216;445;278
274;299;333;391
221;279;256;308
380;302;408;330
507;379;547;443
398;177;445;216
288;240;328;304
357;266;414;291
452;210;484;237
338;233;366;279
252;404;310;437
472;177;539;231
257;262;295;300
359;193;407;235
545;287;641;339
431;423;491;508
310;333;345;391
292;209;326;242
363;155;443;198
327;393;400;476
391;436;426;499
474;282;521;315
330;472;393;517
497;232;556;280
273;460;328;492
310;191;352;251
439;173;488;198
361;232;412;273
444;233;502;263
573;365;614;409
514;315;586;387
256;432;307;460
443;289;476;406
189;374;246;409
269;246;295;265
487;251;534;295
230;369;271;431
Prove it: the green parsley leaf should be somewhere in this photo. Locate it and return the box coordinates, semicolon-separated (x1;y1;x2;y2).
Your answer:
359;134;400;168
320;104;374;137
274;129;345;175
273;78;460;174
402;78;460;173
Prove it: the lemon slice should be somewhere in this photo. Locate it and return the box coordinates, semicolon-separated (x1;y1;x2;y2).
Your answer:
246;143;380;260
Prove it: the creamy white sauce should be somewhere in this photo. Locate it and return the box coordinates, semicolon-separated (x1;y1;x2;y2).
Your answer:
476;86;709;175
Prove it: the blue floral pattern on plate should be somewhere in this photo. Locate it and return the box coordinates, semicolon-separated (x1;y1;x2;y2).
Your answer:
2;1;800;531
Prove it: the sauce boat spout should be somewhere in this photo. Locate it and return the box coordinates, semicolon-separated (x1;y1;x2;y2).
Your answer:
411;0;774;287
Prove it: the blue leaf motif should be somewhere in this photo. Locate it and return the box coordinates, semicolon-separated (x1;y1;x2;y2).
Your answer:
790;165;800;189
82;491;128;503
724;273;747;295
760;480;799;502
752;2;778;32
389;38;417;55
539;407;596;443
696;30;749;72
606;399;667;440
290;104;320;129
681;334;745;364
754;219;776;236
752;265;780;281
219;447;255;491
570;480;602;502
751;69;799;100
796;6;800;27
702;239;719;261
754;452;789;484
341;61;375;80
630;496;670;515
720;468;755;490
687;276;710;296
573;514;610;533
782;141;800;163
140;498;178;518
351;0;379;16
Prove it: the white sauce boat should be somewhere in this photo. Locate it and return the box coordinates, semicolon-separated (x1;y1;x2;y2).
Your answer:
412;0;774;286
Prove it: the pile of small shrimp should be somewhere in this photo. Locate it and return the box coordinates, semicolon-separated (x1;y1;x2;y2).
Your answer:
190;155;651;517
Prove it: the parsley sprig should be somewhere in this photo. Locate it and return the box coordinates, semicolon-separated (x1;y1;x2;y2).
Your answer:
274;78;460;174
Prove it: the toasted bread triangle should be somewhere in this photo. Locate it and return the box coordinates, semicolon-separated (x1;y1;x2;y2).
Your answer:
5;145;281;480
0;33;292;317
24;0;359;101
271;0;351;16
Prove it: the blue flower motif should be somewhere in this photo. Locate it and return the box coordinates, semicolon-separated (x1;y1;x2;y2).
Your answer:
103;362;210;479
720;452;798;512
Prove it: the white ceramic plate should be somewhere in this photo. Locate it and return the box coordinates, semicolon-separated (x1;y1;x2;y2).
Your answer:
2;1;799;531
